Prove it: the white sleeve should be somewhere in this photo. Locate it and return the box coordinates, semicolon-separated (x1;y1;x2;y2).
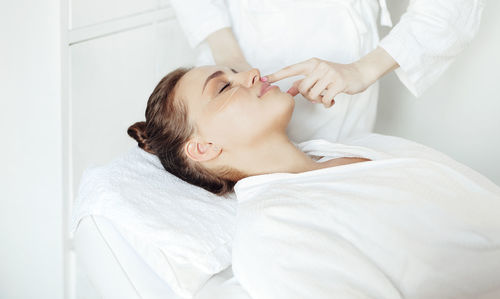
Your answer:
169;0;232;48
379;0;485;97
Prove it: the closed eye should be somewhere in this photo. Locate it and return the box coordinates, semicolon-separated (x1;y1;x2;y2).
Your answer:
218;69;237;94
219;82;232;93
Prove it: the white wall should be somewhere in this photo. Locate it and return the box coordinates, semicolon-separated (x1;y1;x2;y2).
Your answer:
0;0;65;298
375;0;500;185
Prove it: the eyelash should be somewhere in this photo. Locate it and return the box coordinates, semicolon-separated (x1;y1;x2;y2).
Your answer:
219;81;232;94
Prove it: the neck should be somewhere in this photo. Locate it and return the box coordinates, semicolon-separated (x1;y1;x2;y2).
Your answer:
223;133;322;178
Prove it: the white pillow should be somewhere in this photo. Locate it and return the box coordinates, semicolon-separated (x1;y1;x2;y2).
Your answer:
71;146;237;298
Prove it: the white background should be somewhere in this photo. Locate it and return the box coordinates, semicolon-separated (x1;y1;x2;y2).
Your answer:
376;0;500;185
1;0;499;298
1;0;65;298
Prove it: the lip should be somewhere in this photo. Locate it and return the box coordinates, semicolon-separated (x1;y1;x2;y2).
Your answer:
259;82;277;97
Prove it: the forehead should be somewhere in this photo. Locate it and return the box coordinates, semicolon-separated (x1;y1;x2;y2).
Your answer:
176;65;223;100
181;65;223;89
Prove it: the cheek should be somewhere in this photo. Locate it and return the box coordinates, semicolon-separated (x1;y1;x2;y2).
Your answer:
205;90;259;127
198;92;294;144
204;102;260;143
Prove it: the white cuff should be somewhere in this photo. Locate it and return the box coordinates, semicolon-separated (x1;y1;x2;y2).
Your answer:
379;29;422;98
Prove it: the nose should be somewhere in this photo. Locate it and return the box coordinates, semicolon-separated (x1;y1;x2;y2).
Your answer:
238;68;260;88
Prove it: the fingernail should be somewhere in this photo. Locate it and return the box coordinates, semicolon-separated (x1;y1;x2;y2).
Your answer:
260;76;268;82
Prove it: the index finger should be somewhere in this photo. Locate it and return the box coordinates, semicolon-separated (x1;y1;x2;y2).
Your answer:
265;60;315;83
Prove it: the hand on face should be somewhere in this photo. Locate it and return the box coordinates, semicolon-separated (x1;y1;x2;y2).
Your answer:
263;57;371;108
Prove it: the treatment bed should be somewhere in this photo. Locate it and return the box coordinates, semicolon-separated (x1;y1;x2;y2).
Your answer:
73;133;500;299
74;215;251;299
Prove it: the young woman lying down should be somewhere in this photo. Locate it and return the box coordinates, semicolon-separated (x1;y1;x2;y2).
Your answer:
128;66;500;299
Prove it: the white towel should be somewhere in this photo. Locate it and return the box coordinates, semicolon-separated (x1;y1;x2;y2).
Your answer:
71;145;238;298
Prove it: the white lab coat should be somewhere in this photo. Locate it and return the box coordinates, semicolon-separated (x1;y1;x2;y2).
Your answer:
169;0;484;143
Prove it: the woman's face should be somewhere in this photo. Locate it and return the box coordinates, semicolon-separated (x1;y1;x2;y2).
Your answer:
176;66;294;150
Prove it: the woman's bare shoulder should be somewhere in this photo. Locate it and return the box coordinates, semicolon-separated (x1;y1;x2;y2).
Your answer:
320;156;371;169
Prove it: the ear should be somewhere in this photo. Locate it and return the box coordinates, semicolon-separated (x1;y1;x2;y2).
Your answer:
184;139;222;162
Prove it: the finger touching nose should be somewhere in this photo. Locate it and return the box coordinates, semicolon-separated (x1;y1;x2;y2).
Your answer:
264;61;311;83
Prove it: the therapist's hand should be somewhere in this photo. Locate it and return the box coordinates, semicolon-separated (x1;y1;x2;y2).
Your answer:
265;58;366;108
265;47;399;108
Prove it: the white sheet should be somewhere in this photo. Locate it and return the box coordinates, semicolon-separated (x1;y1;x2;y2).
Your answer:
232;134;500;299
195;266;250;299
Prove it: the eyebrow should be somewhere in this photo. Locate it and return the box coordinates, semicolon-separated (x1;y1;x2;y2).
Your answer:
202;68;238;94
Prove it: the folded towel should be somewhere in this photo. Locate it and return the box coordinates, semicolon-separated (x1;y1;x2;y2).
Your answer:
71;145;237;298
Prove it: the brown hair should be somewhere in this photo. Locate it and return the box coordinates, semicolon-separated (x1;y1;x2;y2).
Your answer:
127;67;243;196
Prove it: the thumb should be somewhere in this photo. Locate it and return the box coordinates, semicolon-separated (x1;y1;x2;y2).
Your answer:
286;79;302;96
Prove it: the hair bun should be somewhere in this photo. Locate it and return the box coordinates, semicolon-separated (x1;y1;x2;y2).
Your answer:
127;121;154;153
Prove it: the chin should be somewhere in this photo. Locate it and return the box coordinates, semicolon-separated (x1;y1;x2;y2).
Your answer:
272;93;295;131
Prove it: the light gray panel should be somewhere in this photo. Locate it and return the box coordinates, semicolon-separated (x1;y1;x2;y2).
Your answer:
71;25;157;195
71;0;158;29
155;19;199;79
71;20;198;197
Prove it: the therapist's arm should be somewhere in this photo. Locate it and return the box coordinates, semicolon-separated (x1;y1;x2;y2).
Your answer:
354;47;399;91
206;27;253;72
